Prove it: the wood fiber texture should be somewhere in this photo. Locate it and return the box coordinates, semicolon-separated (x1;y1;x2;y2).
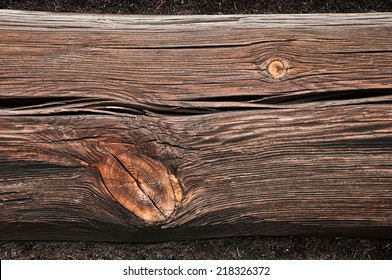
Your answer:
0;10;392;241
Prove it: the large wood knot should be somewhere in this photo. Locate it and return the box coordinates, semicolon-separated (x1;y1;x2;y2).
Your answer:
96;143;183;224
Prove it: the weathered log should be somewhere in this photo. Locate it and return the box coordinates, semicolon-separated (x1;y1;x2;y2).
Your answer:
1;10;392;241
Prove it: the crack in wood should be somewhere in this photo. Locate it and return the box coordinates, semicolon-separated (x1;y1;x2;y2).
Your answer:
2;88;392;117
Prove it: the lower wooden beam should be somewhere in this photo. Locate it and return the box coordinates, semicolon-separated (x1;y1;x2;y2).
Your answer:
0;10;392;241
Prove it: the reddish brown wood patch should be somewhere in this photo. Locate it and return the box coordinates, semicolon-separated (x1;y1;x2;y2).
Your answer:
94;143;184;223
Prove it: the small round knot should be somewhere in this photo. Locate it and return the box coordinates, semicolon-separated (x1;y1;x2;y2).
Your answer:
267;60;287;79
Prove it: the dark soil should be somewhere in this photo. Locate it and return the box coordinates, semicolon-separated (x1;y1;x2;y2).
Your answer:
1;0;392;260
1;237;391;260
1;0;392;14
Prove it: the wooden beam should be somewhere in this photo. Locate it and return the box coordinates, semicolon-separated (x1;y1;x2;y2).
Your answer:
1;10;392;241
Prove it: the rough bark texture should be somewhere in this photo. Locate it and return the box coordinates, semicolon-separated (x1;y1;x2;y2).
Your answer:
1;10;392;241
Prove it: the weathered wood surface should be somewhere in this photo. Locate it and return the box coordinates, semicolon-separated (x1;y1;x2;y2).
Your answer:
1;10;392;241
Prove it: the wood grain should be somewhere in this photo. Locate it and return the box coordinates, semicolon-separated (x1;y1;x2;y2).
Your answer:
0;10;392;241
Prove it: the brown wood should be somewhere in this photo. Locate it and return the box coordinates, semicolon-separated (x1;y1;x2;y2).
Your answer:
1;10;392;241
